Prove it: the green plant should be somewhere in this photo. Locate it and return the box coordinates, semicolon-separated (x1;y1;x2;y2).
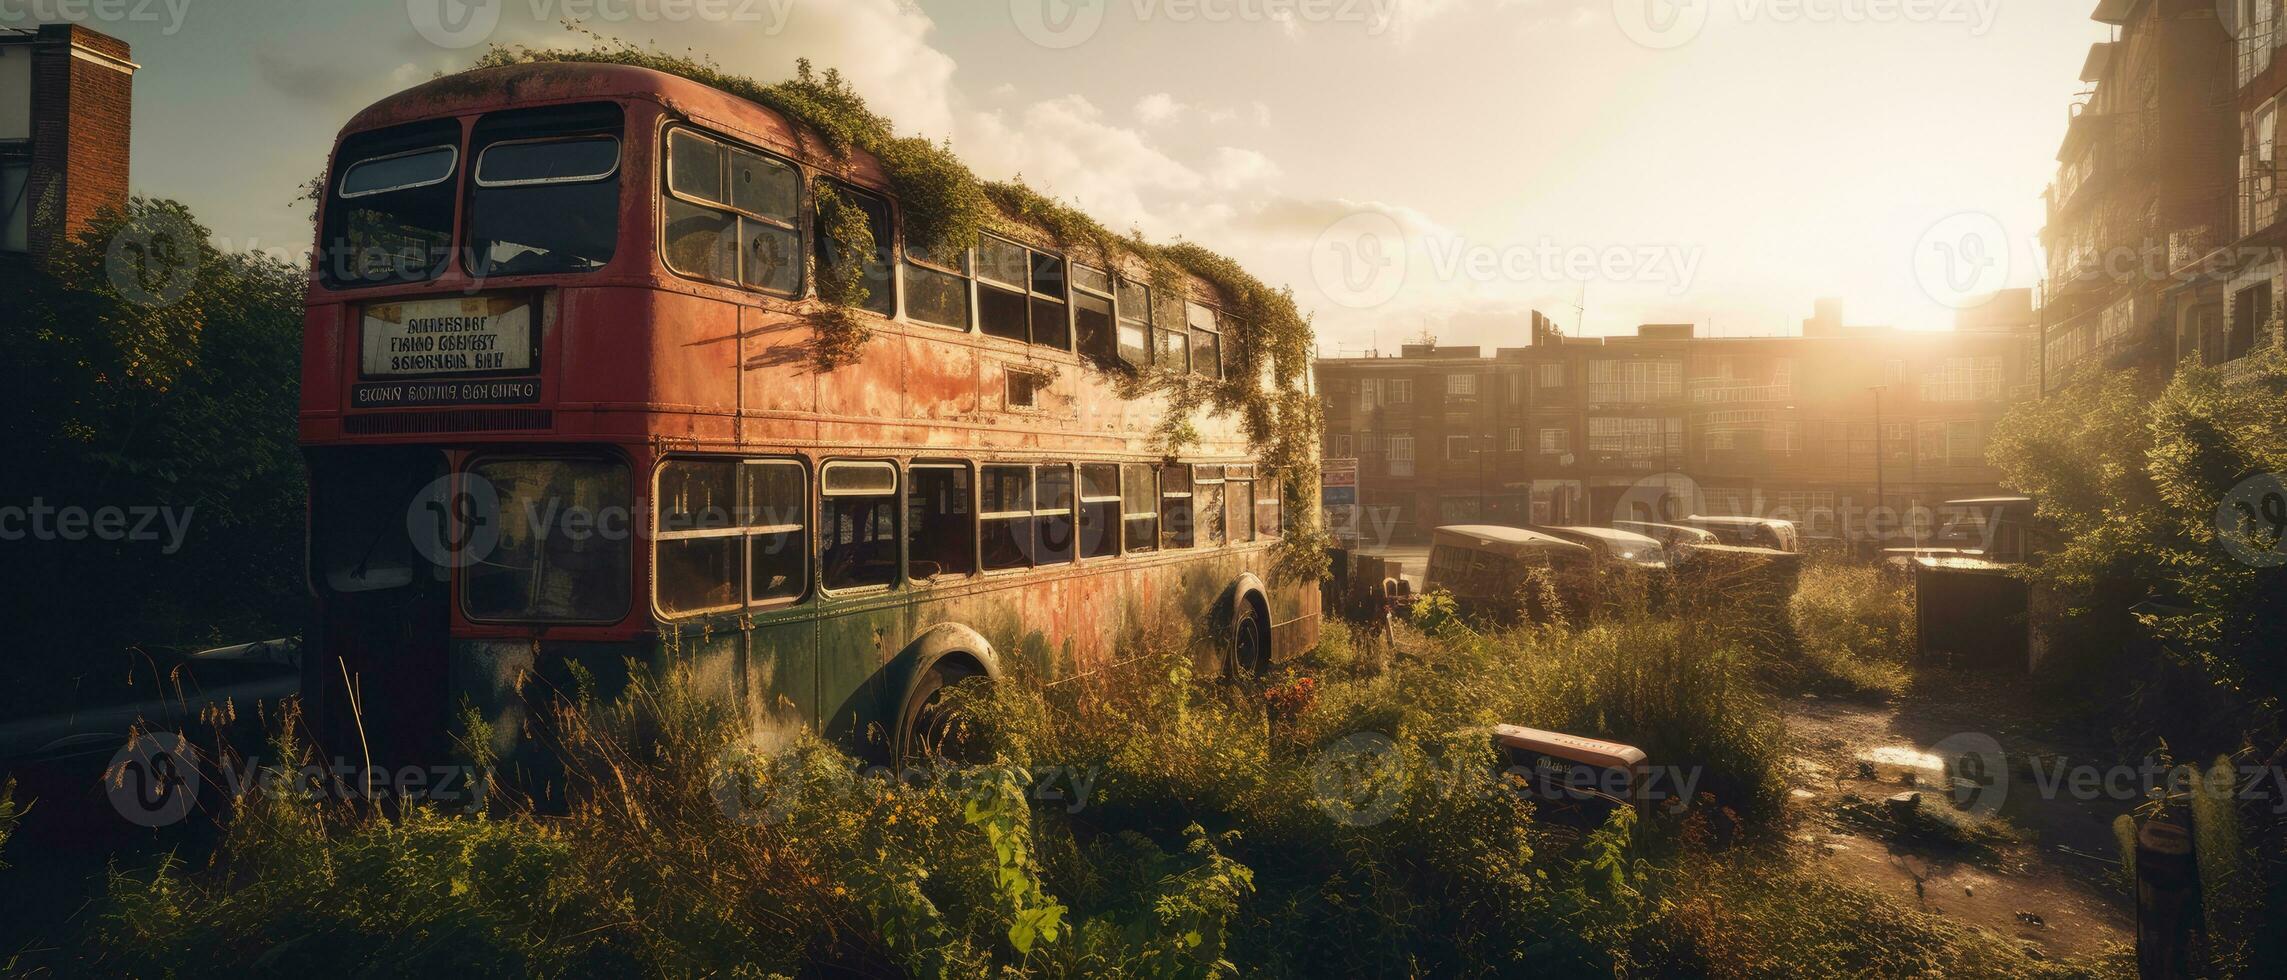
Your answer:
1786;560;1915;696
0;776;19;872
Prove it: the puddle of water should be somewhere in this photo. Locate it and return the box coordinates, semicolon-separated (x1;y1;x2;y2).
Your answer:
1860;745;1946;772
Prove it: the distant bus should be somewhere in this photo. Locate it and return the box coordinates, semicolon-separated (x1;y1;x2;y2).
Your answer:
298;63;1319;776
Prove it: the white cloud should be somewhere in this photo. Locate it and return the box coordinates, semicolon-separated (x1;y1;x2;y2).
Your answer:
1206;147;1282;189
1135;92;1184;125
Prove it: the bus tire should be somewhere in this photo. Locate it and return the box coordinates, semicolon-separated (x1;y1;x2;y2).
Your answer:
1230;589;1270;680
893;625;999;765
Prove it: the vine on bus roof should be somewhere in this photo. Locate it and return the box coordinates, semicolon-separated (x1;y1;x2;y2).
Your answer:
462;36;1329;581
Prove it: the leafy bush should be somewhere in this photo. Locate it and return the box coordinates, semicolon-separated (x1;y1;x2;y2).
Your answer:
0;777;17;872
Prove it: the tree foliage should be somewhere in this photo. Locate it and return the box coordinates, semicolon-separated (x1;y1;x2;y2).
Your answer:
0;199;308;713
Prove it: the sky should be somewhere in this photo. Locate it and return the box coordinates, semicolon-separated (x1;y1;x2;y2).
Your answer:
31;0;2113;351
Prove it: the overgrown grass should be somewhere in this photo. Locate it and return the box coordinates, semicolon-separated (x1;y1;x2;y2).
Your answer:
52;585;2123;977
0;778;18;872
1787;560;1916;697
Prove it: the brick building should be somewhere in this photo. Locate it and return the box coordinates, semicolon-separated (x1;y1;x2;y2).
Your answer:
2038;1;2236;392
1;23;135;263
1315;298;2037;547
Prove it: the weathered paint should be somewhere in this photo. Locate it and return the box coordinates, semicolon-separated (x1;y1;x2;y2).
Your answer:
300;63;1321;772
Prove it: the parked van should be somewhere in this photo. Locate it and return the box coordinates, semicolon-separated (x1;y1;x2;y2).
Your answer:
1883;496;2036;565
1424;525;1593;615
1680;515;1801;553
1611;521;1718;554
1535;525;1670;570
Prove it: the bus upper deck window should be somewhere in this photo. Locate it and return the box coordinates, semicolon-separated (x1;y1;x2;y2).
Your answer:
322;119;460;288
815;181;894;316
468;104;624;278
1115;278;1152;371
821;462;899;591
664;127;802;295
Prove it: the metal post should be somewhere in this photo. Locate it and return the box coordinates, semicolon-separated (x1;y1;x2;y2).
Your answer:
1871;385;1887;550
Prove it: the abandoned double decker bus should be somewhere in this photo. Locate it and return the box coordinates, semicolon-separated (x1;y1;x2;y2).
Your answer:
298;62;1320;778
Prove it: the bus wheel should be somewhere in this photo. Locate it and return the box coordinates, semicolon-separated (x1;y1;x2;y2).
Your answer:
1230;596;1269;680
898;658;986;765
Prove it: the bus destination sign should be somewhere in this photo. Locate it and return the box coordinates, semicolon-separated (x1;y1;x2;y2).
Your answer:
361;295;536;377
350;378;540;408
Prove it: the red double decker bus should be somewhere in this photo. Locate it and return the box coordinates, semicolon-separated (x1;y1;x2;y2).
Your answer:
298;62;1320;775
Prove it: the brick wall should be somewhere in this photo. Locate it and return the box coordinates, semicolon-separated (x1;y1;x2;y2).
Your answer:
24;23;132;262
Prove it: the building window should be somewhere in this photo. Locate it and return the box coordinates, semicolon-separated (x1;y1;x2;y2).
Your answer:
1587;417;1681;458
1917;420;1985;467
1446;373;1478;397
1920;356;2004;402
1445;434;1474;461
2229;282;2270;362
1388;435;1416;477
1506;427;1524;452
1389;378;1414;404
1587;359;1682;403
0;161;26;253
1538;363;1564;389
1439;496;1480;523
1539;427;1569;454
1330;432;1354;458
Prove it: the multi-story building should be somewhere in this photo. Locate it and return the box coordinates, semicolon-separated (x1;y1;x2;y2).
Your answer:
2039;1;2236;392
1315;298;2037;547
0;23;135;264
2166;0;2287;370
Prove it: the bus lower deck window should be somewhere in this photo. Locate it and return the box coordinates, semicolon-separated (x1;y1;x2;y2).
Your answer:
1122;464;1159;553
1160;464;1194;550
1035;464;1075;565
1257;469;1282;537
908;464;976;581
746;461;808;602
981;464;1034;571
464;458;632;623
1195;465;1226;547
822;462;899;590
1079;464;1121;559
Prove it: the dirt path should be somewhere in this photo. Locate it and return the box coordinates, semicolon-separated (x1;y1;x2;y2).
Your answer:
1783;689;2136;963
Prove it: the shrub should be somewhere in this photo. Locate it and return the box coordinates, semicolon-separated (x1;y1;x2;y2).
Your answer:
1787;560;1916;696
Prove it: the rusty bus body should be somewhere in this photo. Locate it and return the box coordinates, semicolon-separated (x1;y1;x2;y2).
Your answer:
297;64;1319;780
